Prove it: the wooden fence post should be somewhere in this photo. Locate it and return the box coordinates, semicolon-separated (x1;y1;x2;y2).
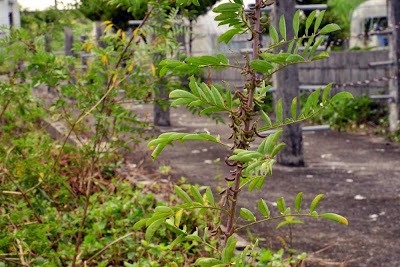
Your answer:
388;0;400;132
64;27;75;83
95;21;107;49
44;34;52;53
80;35;88;73
272;0;304;166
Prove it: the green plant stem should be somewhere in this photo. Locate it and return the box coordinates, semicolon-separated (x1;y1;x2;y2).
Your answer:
264;61;312;80
200;240;221;255
234;214;316;232
197;64;244;70
257;105;332;132
224;0;261;247
1;168;43;223
86;232;135;264
0;99;11;122
186;206;230;215
71;156;96;267
43;7;152;187
70;10;153;267
263;34;315;52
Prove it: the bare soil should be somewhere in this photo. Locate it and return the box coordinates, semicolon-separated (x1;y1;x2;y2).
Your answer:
126;104;400;266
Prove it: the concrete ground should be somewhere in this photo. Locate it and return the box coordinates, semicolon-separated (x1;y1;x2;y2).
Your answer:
129;105;400;267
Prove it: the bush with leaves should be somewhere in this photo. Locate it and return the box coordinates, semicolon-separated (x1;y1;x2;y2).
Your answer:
132;0;355;265
0;4;199;265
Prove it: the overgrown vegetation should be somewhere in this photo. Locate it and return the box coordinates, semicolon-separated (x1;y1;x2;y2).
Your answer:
0;0;359;266
308;94;400;141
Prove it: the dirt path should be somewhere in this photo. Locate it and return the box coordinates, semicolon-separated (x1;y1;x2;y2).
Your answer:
133;105;400;266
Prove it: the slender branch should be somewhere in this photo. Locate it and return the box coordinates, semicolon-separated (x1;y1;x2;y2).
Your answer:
263;34;315;52
1;168;43;223
71;156;96;267
43;8;153;187
200;240;221;255
238;175;265;190
86;232;134;263
185;206;230;215
70;9;153;267
197;64;244;70
0;99;11;122
263;60;312;80
234;214;317;232
224;0;262;247
257;105;332;133
0;256;25;266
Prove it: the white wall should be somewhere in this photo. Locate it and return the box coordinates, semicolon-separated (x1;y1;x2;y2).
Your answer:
0;1;9;27
0;0;21;28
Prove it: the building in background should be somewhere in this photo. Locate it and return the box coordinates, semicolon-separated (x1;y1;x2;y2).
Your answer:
0;0;21;37
350;0;388;49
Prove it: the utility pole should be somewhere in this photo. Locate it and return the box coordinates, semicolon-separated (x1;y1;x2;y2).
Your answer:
388;0;400;132
55;0;58;10
272;0;304;166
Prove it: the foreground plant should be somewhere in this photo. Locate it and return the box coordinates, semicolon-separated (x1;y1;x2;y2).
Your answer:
140;0;353;265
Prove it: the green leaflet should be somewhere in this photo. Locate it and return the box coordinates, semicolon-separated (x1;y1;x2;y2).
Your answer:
258;199;270;217
171;98;194;107
314;10;325;34
286;54;305;63
169;89;196;99
267;128;283;155
331;91;354;102
319;23;341;35
154;206;173;214
308;37;324;59
206;187;215;206
250;60;274;73
190;186;204;204
295;192;303;213
148;132;226;160
174;185;192;203
199;106;225;116
291;97;297;119
322;83;333;104
305;10;317;35
270;143;286;158
145;218;165;241
279;15;286;40
218;28;241;44
302;35;315;58
248;176;265;192
195;258;223;266
320;213;348;226
133;218;147;230
240;208;256;221
260;109;272;127
213;2;241;13
210;85;225;107
276;98;283;122
277;197;286;213
310;194;324;213
311;51;330;61
269;26;279;42
222;236;238;263
169;234;186;249
293;10;300;37
276;220;303;229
